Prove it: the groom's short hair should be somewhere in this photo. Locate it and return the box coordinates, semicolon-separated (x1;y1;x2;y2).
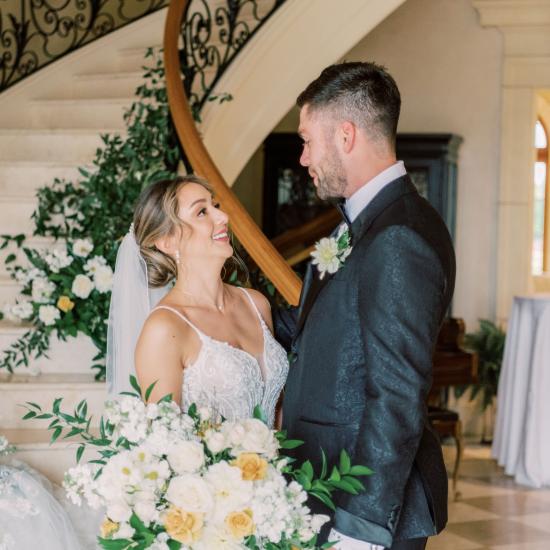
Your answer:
297;61;401;148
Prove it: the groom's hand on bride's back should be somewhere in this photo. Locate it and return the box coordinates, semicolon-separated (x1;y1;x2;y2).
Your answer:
273;306;299;352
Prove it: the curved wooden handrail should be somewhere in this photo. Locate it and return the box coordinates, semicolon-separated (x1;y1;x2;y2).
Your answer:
163;0;302;305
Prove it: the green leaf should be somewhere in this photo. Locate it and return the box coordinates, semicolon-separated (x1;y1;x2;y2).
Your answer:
301;460;314;482
129;512;147;534
144;380;157;402
253;405;267;424
76;444;85;463
342;475;366;492
320;449;328;479
51;426;63;442
328;466;341;482
280;439;303;450
349;465;373;476
330;479;358;494
311;490;336;511
339;449;351;475
167;540;182;550
129;375;142;396
22;411;36;420
98;538;133;550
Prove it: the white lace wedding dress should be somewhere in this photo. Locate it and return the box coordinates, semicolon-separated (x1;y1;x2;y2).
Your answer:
153;287;289;428
0;458;85;550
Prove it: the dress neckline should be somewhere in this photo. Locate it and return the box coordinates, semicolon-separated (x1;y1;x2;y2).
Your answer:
152;288;269;377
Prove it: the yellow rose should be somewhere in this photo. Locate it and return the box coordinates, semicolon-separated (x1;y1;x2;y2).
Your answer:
225;509;254;539
100;518;119;538
163;506;203;544
233;452;268;481
57;295;75;313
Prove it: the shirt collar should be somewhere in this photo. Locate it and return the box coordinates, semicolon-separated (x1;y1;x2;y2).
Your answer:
344;161;407;223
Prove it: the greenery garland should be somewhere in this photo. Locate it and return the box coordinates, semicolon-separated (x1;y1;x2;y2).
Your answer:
0;49;182;380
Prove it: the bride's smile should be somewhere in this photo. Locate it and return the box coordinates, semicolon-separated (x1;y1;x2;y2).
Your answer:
174;182;233;263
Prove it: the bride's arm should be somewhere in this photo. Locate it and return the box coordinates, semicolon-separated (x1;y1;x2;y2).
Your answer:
135;312;186;405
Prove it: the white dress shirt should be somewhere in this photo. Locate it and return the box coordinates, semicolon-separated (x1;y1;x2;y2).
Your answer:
329;160;407;550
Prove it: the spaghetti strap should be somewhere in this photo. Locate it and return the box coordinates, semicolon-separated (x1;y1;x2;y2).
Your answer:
238;287;265;325
151;305;205;339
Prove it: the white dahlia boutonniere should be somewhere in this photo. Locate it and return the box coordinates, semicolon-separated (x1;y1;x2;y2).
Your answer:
311;224;352;279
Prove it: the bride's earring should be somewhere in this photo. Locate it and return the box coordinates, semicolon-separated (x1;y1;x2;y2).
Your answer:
175;250;180;265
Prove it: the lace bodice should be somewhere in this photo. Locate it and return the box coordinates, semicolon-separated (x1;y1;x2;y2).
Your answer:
152;288;289;428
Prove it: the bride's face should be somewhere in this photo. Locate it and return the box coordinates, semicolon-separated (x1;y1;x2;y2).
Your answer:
175;182;233;263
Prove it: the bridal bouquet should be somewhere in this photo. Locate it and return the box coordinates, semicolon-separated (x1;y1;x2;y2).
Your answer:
24;379;371;550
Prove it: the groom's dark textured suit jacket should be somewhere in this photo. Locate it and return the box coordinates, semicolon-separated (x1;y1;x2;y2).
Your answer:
280;175;455;548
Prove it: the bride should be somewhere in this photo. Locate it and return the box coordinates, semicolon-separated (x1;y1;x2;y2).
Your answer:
108;175;289;429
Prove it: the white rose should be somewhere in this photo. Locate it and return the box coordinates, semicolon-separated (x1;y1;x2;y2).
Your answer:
198;407;211;421
72;274;93;299
166;475;214;514
84;255;107;274
134;499;158;525
205;462;253;520
94;265;113;293
167;440;205;474
72;238;94;258
224;423;246;447
106;500;132;523
204;430;228;454
31;277;56;303
240;419;278;457
38;305;60;326
112;522;135;540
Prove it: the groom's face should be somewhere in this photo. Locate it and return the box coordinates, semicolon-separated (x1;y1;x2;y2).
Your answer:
298;105;347;200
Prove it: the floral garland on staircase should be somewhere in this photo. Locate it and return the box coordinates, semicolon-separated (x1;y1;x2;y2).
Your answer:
0;50;181;380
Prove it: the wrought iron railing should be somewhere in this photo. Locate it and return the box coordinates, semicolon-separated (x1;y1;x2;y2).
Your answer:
180;0;285;116
165;0;302;305
0;0;168;92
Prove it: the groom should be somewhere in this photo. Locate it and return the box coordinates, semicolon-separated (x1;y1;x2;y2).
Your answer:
280;62;455;550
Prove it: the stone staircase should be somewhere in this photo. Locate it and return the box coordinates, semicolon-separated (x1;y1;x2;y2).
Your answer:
0;9;166;484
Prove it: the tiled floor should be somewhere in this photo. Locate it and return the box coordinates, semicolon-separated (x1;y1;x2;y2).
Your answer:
426;443;550;549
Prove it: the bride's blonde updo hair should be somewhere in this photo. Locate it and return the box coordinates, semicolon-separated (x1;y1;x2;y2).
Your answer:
133;175;213;287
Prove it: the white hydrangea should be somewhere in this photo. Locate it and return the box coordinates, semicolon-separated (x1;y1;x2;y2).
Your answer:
84;255;107;275
11;301;33;320
38;305;60;326
14;267;45;285
72;238;94;258
43;246;73;273
72;274;94;299
94;265;113;293
31;277;56;303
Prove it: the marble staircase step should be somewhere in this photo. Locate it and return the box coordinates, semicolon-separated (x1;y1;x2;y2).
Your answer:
0;129;119;162
1;427;98;484
0;196;36;234
0;372;106;430
0;330;101;374
71;70;144;99
0;162;85;197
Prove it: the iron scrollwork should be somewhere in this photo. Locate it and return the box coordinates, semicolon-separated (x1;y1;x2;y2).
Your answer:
0;0;168;92
180;0;286;114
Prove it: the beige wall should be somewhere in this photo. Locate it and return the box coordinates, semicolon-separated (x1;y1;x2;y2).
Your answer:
235;0;503;331
347;0;503;330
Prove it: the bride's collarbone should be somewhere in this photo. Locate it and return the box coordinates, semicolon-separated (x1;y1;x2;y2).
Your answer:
156;300;264;359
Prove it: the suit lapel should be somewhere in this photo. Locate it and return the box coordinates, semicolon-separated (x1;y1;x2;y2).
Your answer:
293;175;417;343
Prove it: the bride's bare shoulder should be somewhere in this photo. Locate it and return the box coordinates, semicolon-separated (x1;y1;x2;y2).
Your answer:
238;286;273;331
139;307;196;346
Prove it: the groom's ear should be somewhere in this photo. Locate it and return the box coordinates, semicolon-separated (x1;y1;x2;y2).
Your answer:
339;120;356;154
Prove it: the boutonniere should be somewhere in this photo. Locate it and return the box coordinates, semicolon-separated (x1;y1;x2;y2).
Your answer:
311;225;352;279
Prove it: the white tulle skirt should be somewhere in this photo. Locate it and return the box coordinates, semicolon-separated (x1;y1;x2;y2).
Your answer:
0;459;101;550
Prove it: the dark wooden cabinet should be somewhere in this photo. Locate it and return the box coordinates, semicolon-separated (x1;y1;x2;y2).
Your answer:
396;133;462;240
